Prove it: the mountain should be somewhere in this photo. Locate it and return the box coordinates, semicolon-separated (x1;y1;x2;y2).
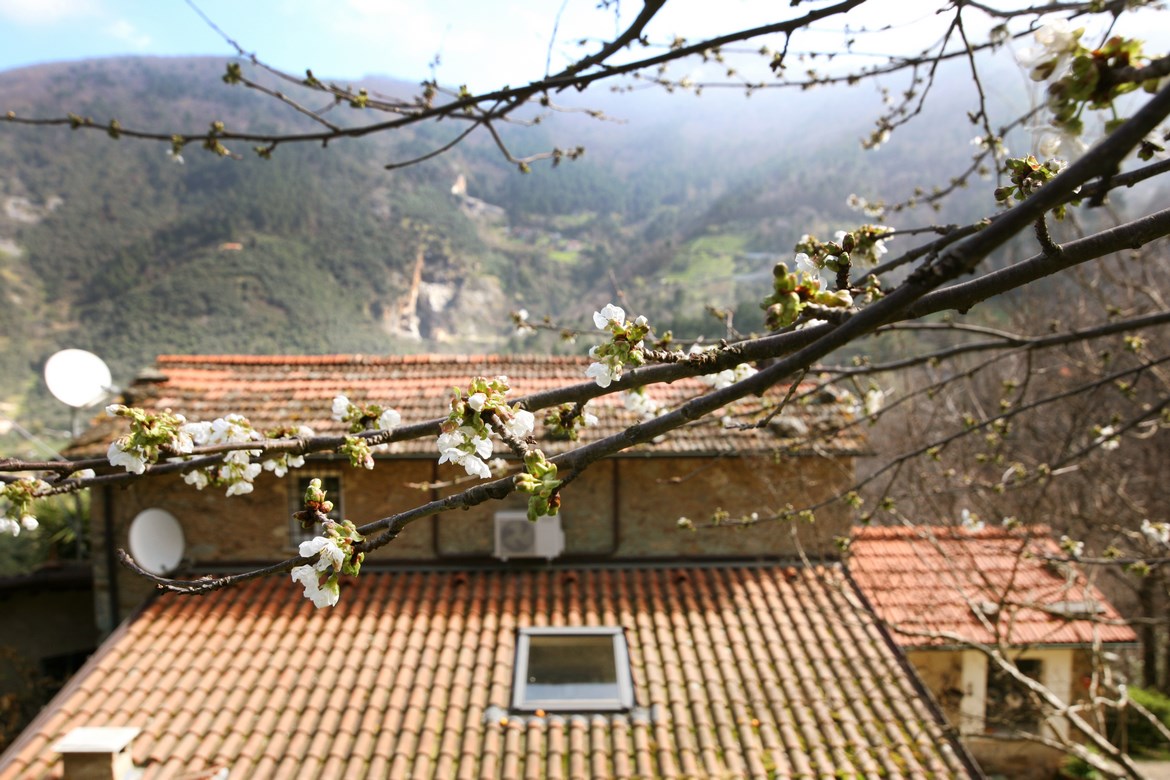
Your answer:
0;55;1012;442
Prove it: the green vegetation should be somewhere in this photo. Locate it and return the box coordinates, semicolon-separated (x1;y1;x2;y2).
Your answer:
0;56;1005;436
0;494;87;577
1106;687;1170;757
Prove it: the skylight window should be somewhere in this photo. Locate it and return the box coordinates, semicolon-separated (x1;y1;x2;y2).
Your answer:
512;627;635;712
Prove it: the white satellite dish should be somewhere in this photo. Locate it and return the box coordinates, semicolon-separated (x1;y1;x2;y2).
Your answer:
44;349;112;408
128;508;185;575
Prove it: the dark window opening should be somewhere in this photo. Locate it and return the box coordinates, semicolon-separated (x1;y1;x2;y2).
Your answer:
288;474;343;547
985;658;1043;735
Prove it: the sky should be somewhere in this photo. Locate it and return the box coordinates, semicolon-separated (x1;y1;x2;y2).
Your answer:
0;1;1163;104
0;0;981;91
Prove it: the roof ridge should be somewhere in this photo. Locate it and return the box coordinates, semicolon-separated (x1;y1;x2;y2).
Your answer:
154;354;592;366
852;523;1053;540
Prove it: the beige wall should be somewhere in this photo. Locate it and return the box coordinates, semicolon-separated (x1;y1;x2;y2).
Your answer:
94;452;853;631
907;647;1096;780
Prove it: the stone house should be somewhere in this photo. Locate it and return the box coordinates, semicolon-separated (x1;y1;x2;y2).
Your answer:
0;354;980;779
849;525;1138;779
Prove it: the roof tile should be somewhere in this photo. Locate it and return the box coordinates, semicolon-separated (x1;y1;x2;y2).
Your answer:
2;566;970;779
850;525;1138;647
68;354;860;459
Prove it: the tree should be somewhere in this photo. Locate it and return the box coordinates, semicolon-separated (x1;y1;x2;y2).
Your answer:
2;1;1170;772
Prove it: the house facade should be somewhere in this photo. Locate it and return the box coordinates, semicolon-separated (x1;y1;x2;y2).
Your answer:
0;354;981;779
71;354;862;633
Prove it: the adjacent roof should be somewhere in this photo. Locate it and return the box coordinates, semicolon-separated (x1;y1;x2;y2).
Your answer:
848;526;1137;648
1;565;971;779
67;354;861;458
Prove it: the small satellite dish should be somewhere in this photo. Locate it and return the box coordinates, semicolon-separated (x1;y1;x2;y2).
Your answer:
128;508;185;575
44;349;112;408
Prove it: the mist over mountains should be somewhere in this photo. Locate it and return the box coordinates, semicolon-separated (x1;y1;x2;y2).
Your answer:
0;55;1019;439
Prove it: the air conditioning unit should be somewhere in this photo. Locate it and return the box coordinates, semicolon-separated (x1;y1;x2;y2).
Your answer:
494;511;565;561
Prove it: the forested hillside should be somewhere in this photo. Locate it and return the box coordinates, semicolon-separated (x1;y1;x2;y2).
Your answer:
0;55;1008;441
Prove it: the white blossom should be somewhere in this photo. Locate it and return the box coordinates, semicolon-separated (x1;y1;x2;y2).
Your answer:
181;420;212;445
581;411;599;428
108;439;147;475
1142;519;1170;547
1060;534;1085;559
220;461;262;496
183;469;210;489
437;426;495;479
703;369;736;390
0;516;19;537
1094;425;1121;451
221;449;251;467
291;565;339;609
864;388;885;417
331;395;351;422
170;428;194;454
462;455;492;479
69;469;96;481
224;478;255;497
624;390;661;422
378;408;401;431
1037;128;1088;160
467;393;487;412
794;252;827;287
960;509;985;533
470;432;492;459
262;451;305;478
20;515;38;532
505;409;535;439
586;360;620;388
1034;19;1079;58
299;535;347;571
593;303;626;330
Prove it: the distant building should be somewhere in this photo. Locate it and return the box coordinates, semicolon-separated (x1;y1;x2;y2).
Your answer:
851;525;1137;780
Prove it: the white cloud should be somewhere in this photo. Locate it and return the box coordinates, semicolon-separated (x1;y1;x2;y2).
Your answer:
0;0;99;25
106;19;151;49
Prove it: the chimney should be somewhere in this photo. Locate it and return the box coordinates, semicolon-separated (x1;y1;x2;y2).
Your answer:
53;727;140;780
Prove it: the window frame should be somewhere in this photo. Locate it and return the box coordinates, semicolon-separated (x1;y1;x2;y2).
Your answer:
287;472;344;548
511;626;635;713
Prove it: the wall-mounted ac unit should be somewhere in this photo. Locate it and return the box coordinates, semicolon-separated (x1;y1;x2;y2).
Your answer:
494;511;565;561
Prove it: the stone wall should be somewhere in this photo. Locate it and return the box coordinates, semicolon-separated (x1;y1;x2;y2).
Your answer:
94;451;853;631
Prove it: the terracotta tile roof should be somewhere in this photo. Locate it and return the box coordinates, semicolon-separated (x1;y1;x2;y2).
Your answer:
68;354;861;458
848;526;1138;648
1;565;971;779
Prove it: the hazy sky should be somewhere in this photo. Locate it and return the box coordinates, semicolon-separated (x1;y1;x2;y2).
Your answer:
0;0;984;89
1;1;1163;93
